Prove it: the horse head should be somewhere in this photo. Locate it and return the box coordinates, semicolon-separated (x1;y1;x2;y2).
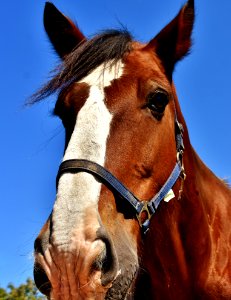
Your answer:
34;1;198;299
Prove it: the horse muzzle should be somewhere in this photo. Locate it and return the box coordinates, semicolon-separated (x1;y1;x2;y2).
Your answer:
34;217;119;300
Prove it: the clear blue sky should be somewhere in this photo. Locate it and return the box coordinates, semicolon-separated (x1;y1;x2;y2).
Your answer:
0;0;230;289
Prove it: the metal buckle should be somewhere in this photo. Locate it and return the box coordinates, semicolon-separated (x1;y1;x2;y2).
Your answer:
176;119;184;134
177;150;184;164
178;166;186;200
181;168;186;181
137;202;152;228
176;150;186;200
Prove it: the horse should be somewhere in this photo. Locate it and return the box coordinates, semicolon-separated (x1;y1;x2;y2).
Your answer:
33;1;231;299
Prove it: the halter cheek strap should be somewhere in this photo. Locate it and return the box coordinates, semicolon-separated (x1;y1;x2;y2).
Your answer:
56;120;186;234
57;158;183;234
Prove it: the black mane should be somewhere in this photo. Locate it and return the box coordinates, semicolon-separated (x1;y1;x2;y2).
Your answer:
31;29;132;103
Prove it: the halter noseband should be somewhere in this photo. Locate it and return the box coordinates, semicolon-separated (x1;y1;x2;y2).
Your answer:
56;118;186;234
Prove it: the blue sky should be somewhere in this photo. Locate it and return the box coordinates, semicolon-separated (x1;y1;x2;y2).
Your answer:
0;0;230;289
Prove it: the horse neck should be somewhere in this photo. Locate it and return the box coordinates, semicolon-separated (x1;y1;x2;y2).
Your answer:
173;85;230;217
139;96;231;297
182;126;231;226
140;144;231;299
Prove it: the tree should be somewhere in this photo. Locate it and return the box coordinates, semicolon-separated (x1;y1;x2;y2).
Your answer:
0;278;46;300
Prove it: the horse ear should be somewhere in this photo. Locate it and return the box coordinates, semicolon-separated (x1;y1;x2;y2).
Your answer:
44;2;86;59
147;0;194;78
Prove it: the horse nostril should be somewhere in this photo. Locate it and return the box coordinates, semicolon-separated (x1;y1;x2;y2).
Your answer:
34;231;51;296
95;228;119;286
34;262;51;297
34;237;44;256
34;223;50;256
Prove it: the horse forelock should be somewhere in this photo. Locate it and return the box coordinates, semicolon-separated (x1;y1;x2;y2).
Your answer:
30;29;132;104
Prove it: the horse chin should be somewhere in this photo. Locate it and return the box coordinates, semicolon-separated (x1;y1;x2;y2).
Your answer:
105;267;138;300
40;261;138;300
44;272;137;300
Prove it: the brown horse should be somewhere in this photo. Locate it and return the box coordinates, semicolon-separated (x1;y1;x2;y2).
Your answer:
33;1;231;299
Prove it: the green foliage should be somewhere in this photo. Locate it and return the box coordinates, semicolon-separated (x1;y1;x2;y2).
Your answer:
0;278;46;300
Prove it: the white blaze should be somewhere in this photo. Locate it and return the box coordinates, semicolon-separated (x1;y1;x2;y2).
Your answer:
52;61;124;247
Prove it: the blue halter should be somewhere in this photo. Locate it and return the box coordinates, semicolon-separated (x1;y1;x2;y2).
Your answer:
56;119;186;234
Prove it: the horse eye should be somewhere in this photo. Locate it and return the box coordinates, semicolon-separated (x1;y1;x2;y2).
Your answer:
147;90;169;115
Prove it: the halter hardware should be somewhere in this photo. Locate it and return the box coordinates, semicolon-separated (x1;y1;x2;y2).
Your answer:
56;119;186;235
136;201;153;230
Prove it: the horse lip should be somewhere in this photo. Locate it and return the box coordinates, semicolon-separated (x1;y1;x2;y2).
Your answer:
105;266;138;300
115;268;122;279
